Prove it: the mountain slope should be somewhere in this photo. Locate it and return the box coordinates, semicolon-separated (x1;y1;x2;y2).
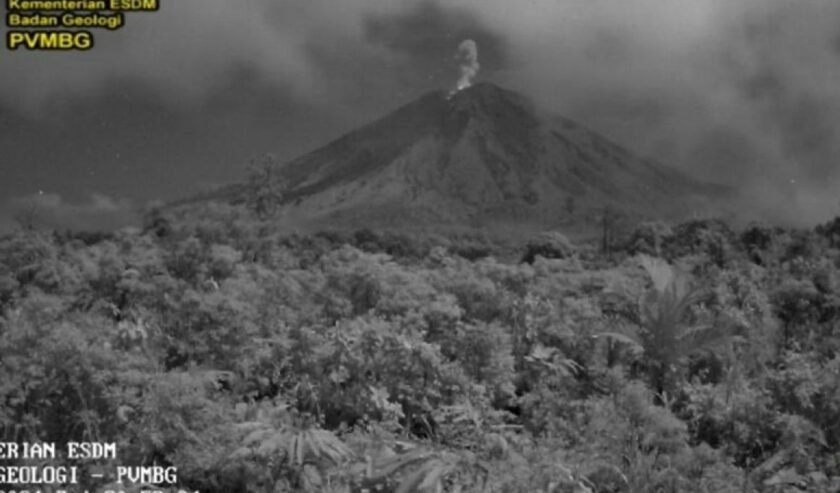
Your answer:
257;83;729;228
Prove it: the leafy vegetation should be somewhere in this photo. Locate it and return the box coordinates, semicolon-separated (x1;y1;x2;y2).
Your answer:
2;205;840;492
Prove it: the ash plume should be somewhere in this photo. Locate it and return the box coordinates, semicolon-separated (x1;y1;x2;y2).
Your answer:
454;39;480;92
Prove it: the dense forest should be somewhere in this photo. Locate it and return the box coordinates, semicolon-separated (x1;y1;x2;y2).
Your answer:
2;201;840;492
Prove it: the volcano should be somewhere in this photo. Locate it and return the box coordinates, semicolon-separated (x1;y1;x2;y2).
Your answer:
247;83;728;229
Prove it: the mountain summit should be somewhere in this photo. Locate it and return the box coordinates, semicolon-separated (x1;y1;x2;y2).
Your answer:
267;83;726;228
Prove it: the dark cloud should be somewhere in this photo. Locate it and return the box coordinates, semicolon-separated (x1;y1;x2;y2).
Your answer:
364;1;506;85
1;0;839;225
451;0;840;223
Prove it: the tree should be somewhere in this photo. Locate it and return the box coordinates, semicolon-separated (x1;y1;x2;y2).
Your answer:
600;256;738;398
141;205;173;238
816;216;840;248
600;205;627;256
522;231;576;263
246;154;287;218
627;221;673;257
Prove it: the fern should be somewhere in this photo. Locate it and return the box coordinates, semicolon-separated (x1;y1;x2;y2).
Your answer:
353;445;489;493
231;412;353;492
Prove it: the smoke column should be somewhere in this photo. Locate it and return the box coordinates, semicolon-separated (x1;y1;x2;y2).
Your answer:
454;39;480;91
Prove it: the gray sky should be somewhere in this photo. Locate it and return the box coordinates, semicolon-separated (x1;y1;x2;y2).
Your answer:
2;0;839;230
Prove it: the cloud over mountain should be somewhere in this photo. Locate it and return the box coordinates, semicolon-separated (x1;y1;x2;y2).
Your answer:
2;0;839;223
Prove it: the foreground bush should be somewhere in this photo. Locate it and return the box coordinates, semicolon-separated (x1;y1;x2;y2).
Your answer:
1;213;839;492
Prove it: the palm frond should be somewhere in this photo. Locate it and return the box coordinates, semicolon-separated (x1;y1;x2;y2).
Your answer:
594;331;644;353
677;323;736;356
395;458;454;493
639;255;673;293
287;429;353;467
370;448;436;480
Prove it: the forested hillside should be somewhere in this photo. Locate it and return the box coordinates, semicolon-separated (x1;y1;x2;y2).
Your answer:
2;203;840;492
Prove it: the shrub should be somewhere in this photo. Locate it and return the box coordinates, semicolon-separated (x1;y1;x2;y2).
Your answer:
522;231;577;263
815;216;840;248
626;221;674;256
665;218;739;267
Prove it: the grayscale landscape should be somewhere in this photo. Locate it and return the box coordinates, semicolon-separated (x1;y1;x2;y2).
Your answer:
2;2;840;492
